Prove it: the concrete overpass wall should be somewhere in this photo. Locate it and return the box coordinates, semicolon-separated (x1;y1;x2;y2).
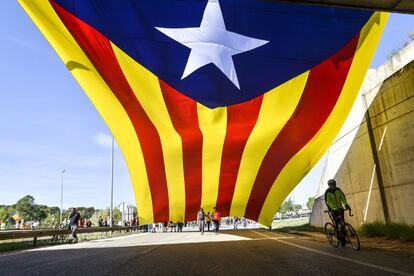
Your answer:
315;42;414;201
310;48;414;228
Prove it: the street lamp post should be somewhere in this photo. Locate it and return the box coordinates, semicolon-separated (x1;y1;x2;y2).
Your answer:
60;169;66;223
110;136;114;227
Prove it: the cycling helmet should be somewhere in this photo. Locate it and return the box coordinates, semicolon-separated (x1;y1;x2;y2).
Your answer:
327;179;336;186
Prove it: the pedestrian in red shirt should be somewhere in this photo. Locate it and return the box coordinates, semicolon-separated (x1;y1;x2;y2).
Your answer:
212;207;221;233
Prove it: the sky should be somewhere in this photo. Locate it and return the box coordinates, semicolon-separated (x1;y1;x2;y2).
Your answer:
0;1;413;210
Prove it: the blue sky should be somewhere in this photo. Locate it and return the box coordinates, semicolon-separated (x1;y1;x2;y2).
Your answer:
0;1;413;210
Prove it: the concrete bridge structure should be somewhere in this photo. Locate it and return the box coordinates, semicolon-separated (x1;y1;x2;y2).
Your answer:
310;42;414;227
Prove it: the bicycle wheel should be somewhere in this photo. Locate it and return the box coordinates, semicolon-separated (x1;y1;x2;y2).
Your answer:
324;222;339;247
345;223;360;250
51;235;58;244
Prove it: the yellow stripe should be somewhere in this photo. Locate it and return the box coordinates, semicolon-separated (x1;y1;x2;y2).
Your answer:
111;44;186;222
258;12;388;226
197;104;227;213
230;71;309;217
18;0;154;224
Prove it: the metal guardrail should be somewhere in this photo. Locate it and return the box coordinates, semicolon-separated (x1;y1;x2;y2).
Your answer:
0;226;142;245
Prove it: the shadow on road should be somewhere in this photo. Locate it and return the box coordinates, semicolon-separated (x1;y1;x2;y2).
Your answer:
1;229;413;276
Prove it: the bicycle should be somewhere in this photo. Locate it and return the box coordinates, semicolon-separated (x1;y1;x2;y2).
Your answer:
51;231;69;244
324;208;360;250
51;224;70;244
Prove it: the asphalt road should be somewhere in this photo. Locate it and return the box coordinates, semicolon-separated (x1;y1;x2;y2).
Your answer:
0;229;413;276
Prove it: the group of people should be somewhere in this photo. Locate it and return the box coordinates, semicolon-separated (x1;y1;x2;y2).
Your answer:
0;179;349;247
58;214;92;229
197;207;221;234
62;179;351;244
97;216;112;227
13;220;39;230
161;221;184;232
77;217;92;228
226;217;248;229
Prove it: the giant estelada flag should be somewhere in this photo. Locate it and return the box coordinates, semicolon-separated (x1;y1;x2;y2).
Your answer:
19;0;387;225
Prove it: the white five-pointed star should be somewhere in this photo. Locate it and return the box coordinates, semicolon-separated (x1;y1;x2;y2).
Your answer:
156;0;269;89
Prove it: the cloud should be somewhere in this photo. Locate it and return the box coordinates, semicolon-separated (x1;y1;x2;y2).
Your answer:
92;133;113;148
2;35;49;58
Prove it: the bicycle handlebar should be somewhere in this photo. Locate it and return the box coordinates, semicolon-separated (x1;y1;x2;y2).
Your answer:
324;208;353;216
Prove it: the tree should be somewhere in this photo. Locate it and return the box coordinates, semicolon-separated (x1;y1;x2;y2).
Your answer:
113;207;122;223
90;209;104;226
0;206;13;223
14;196;53;222
15;195;36;221
62;209;71;219
49;206;60;217
89;207;126;226
306;196;315;210
85;207;96;219
278;199;294;214
33;205;48;222
0;207;8;222
77;207;95;219
43;213;59;228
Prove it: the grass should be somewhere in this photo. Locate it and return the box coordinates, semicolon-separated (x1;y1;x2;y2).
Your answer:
272;219;414;242
359;221;414;241
0;230;141;253
271;217;323;233
0;237;53;252
275;223;324;233
271;217;309;229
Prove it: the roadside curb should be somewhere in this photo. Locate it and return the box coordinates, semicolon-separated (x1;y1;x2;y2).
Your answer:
282;230;414;256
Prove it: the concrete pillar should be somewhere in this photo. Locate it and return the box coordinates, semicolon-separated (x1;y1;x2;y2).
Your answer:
364;109;390;224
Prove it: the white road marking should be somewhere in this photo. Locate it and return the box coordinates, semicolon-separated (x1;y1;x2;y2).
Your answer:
251;230;413;276
0;250;31;258
140;245;157;255
249;237;295;241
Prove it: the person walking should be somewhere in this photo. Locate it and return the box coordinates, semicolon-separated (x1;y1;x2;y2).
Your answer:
243;218;248;228
177;222;184;232
233;216;239;229
205;212;212;231
197;208;205;235
68;208;81;243
212;207;221;233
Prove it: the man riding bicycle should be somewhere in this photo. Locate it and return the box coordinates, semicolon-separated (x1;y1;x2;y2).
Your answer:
324;179;351;246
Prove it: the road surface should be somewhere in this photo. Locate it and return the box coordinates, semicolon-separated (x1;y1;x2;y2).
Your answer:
0;229;413;275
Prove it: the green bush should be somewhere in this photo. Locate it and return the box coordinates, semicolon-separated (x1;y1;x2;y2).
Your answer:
275;223;324;233
359;221;414;241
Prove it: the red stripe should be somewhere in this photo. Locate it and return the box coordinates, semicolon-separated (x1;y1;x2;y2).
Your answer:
245;33;360;221
216;96;263;216
158;80;203;221
51;1;169;222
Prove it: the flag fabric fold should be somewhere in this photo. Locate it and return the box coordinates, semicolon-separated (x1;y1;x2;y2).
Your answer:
19;0;387;225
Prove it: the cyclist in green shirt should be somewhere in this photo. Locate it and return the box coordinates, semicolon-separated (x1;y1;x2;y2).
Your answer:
325;179;350;211
325;179;351;246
